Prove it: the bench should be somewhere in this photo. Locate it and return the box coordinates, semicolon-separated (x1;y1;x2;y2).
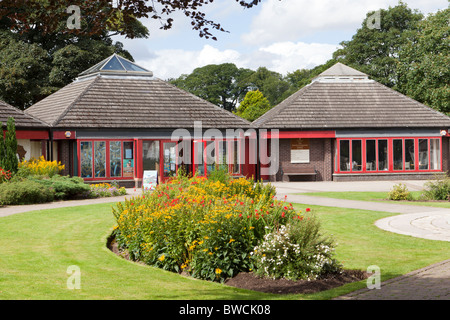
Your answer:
281;162;317;182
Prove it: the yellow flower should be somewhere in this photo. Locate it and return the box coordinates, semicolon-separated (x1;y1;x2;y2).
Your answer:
229;238;235;243
215;268;222;275
158;254;165;262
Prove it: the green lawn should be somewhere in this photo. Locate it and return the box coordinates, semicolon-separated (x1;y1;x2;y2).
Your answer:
301;191;450;209
0;201;449;300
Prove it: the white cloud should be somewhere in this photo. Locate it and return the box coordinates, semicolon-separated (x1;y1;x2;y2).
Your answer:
136;41;339;80
241;0;449;46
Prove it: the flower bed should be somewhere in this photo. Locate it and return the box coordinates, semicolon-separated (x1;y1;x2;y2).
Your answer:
112;172;341;282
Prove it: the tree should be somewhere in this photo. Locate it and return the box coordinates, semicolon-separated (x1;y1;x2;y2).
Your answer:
234;90;272;122
247;67;290;106
1;117;18;173
333;2;423;87
171;63;254;112
396;8;450;114
0;0;262;40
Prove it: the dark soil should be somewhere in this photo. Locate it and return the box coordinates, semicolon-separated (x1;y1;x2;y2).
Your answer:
107;235;368;295
225;270;368;295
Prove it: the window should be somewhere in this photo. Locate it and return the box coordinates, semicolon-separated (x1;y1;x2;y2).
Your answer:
291;138;310;163
142;140;159;173
430;139;440;170
393;139;403;171
110;141;122;177
419;139;428;170
80;141;92;178
339;140;350;171
405;139;415;170
336;137;442;174
123;141;134;177
366;140;376;171
352;140;362;171
378;140;388;171
79;140;134;179
94;141;106;178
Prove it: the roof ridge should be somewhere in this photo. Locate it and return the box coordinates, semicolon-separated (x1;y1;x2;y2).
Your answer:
51;76;100;126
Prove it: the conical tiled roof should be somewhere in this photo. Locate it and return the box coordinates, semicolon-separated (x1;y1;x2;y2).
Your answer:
253;63;450;129
25;55;251;129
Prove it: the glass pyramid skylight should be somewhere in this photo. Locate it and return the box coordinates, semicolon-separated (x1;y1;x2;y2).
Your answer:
78;54;153;78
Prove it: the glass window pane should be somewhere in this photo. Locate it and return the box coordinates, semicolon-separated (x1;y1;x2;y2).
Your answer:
404;139;415;170
393;139;403;170
339;140;350;171
419;139;429;170
194;142;204;176
143;140;160;173
94;141;106;178
378;140;388;171
352;140;362;171
231;140;240;174
430;139;440;170
366;140;376;171
123;141;134;177
163;142;177;177
206;141;216;174
80;141;92;178
110;141;122;177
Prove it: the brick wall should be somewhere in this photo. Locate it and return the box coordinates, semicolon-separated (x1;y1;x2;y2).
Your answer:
442;137;449;174
270;138;333;181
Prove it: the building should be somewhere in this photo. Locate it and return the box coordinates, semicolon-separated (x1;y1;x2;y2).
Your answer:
25;54;254;186
0;100;49;161
253;63;450;182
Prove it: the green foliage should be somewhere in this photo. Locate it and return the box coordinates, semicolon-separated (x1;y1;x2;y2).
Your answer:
396;8;450;115
333;2;423;88
0;117;18;173
388;183;413;201
0;179;55;205
112;173;338;283
170;63;254;112
252;215;341;281
30;175;91;200
234;90;272;122
422;176;450;201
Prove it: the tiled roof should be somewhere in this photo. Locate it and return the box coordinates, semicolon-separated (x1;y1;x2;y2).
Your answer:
0;100;48;128
25;76;252;129
253;65;450;129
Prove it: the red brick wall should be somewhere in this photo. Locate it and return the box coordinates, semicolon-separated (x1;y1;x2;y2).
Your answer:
270;138;333;181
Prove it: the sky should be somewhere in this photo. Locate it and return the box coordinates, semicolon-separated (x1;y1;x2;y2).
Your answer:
112;0;448;80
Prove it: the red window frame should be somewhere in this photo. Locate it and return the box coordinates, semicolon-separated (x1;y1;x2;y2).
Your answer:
77;139;135;181
335;137;442;174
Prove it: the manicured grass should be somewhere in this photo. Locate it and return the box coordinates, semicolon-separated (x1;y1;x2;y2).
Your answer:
301;191;450;208
0;201;449;300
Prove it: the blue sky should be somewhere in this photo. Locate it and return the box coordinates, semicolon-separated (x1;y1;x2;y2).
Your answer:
113;0;448;80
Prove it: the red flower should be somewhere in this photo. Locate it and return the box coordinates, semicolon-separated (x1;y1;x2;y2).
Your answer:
306;208;311;212
281;212;285;218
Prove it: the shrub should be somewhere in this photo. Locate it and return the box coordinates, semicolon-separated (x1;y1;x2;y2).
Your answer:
388;183;412;201
422;176;450;201
90;182;127;198
30;175;91;200
112;171;339;282
17;156;64;178
0;179;55;205
252;214;341;281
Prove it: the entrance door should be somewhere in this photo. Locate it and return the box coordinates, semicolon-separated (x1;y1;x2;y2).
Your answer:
162;142;177;182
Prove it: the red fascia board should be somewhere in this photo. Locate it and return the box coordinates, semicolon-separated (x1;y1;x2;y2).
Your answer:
262;131;336;139
53;131;76;140
15;130;49;140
